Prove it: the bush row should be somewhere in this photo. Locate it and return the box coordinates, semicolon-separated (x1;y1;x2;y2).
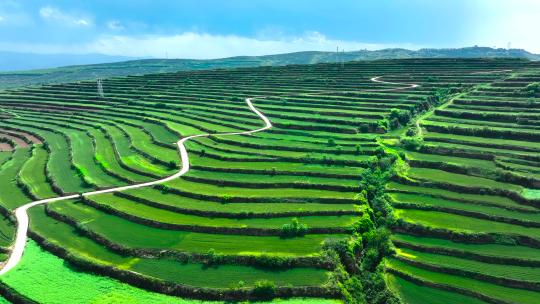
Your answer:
425;136;540;153
392;239;540;267
98;125;161;179
153;184;357;205
418;144;495;160
206;135;371;156
423;123;540;142
190;165;359;180
394;220;540;248
115;192;360;219
409;159;540;189
181;175;358;192
393;254;540;292
0;281;38;304
45;205;336;270
193;139;370;167
113;125;176;169
81;196;349;236
434;108;538;123
393;174;540;208
387;268;506;304
392;200;540;228
28;229;339;301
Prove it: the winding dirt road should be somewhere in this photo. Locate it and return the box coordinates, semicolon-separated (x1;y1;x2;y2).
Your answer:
0;97;271;275
369;76;419;91
0;75;420;275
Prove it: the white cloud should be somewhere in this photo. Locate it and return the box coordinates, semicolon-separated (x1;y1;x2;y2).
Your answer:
468;0;540;53
0;16;4;22
39;6;92;27
81;31;419;58
0;31;421;59
106;20;124;31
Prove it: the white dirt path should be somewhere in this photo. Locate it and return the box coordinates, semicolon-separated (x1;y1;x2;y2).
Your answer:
0;75;420;275
0;97;271;275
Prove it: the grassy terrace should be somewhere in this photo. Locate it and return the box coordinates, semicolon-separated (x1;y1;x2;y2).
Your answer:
0;58;539;302
390;65;540;303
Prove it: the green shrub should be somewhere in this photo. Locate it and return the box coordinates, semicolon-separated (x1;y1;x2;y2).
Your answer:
359;125;370;133
220;194;232;203
376;119;388;132
389;108;412;126
281;218;308;238
405;127;417;137
400;136;423;150
167;161;177;169
154;102;168;109
252;280;276;299
525;82;540;93
154;184;171;194
327;138;336;147
352;213;374;234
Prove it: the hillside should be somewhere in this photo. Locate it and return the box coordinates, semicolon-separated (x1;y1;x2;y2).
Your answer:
1;47;538;89
0;58;539;303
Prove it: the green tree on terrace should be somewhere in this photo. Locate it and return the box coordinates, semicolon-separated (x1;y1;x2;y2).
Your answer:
154;102;168;109
389;108;412;126
524;82;540;96
400;136;423;150
376;119;388;133
326;153;402;304
327;138;336;146
281;217;307;238
167;161;177;169
252;280;277;299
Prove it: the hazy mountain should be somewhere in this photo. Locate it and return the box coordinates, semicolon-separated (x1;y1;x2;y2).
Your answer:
0;52;134;72
1;46;538;89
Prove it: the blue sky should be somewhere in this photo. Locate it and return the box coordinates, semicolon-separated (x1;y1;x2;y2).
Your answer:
0;0;539;58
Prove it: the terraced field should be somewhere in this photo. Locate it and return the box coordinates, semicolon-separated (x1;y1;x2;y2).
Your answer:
387;67;540;303
0;58;538;303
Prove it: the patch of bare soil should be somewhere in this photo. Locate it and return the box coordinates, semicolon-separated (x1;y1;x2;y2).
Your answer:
0;143;12;152
0;129;42;145
0;133;29;148
1;103;100;112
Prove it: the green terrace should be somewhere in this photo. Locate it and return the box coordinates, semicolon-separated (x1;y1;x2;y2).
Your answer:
0;58;539;302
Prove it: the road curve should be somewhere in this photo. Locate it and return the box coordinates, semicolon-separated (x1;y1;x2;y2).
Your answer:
469;69;513;75
0;97;271;275
369;76;419;91
0;75;418;275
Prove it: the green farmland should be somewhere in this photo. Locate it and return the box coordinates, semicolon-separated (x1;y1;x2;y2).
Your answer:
0;58;539;303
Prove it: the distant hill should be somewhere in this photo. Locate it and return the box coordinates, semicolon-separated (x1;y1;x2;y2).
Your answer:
0;51;133;72
1;46;538;89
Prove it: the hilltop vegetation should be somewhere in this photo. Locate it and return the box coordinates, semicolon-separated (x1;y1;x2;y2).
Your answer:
1;47;538;89
0;58;539;303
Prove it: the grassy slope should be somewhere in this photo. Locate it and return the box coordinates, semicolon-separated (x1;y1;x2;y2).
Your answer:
1;47;537;89
0;240;339;304
386;273;486;304
2;58;538;302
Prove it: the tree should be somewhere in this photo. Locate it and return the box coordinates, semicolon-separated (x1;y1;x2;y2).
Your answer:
389;108;412;126
376;119;388;133
281;218;308;237
327;138;336;147
252;280;276;299
400;136;423;150
167;161;177;169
